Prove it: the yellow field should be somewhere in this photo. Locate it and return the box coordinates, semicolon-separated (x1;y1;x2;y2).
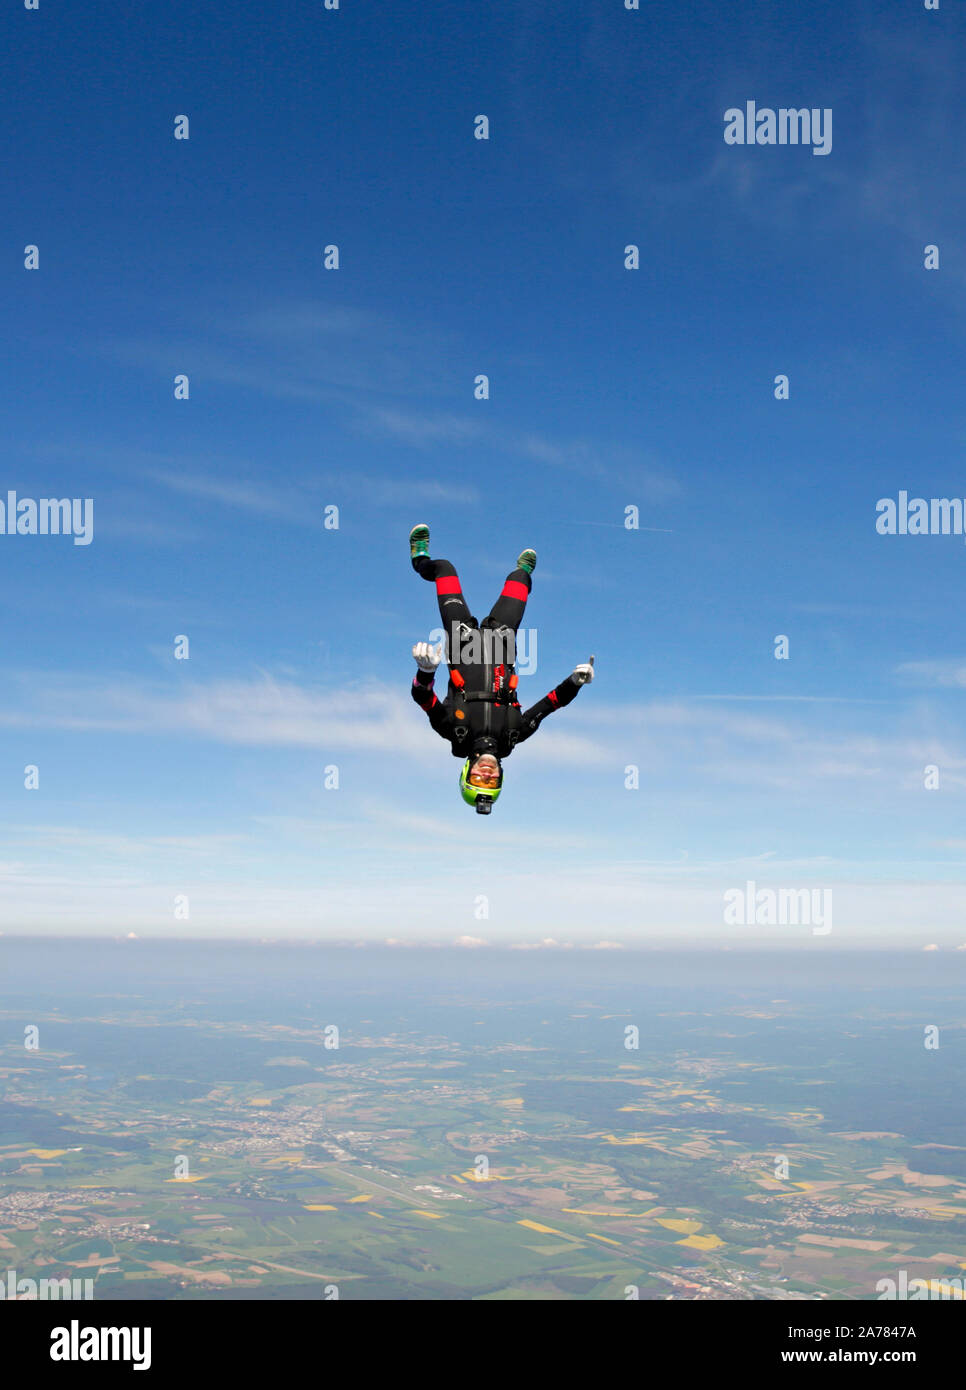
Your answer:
677;1233;724;1250
562;1208;656;1217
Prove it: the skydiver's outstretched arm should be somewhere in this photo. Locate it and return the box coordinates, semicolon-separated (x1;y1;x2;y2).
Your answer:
516;656;594;746
411;642;456;742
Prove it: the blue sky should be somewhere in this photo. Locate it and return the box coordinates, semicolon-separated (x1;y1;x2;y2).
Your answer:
3;0;966;943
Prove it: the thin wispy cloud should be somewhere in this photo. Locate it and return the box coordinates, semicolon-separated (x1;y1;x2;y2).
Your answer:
145;468;311;522
895;660;966;690
90;301;682;499
2;675;965;801
0;671;609;762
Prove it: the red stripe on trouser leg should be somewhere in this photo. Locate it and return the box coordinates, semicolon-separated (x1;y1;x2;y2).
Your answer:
547;689;559;705
501;580;529;601
435;575;462;594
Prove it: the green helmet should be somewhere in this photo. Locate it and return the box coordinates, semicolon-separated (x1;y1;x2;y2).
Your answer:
459;757;503;815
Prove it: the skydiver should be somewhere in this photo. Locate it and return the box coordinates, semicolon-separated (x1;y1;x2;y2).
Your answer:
408;524;595;814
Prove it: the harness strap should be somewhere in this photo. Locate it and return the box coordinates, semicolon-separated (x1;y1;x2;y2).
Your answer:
463;691;517;705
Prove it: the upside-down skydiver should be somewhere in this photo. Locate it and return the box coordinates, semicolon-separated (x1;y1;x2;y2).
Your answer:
408;524;594;814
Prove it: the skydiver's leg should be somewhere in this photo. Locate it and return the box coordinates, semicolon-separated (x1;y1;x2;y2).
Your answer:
480;567;531;670
413;556;477;666
483;567;531;635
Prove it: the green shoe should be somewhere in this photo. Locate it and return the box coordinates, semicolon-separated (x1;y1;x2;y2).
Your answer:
516;548;537;575
409;524;430;562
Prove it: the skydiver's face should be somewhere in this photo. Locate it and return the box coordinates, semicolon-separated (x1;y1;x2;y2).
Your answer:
468;755;501;788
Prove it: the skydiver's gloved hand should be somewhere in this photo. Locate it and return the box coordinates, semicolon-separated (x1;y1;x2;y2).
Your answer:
570;654;595;686
412;641;444;674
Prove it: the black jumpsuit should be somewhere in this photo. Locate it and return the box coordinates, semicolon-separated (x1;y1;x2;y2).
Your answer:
410;557;582;760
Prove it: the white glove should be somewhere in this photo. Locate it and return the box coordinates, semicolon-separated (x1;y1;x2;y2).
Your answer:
413;641;443;673
571;654;595;686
